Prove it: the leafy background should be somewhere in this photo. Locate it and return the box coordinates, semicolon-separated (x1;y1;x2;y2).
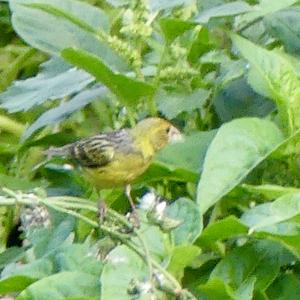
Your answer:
1;0;300;299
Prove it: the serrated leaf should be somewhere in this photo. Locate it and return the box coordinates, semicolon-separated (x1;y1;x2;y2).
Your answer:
22;86;106;140
62;48;155;107
264;7;300;55
196;1;252;24
0;58;93;112
9;0;128;72
197;118;284;213
231;34;300;134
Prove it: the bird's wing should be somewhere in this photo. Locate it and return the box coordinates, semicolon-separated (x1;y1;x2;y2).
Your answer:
71;134;116;168
71;129;135;168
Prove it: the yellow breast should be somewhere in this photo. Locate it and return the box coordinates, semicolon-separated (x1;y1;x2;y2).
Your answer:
83;152;152;189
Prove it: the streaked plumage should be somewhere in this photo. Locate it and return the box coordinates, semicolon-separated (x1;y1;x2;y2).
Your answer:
45;118;182;188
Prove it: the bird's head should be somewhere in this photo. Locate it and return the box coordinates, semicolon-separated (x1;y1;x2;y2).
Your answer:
132;118;182;152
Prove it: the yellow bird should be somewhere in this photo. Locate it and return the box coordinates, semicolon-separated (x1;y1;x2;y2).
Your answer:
45;118;182;205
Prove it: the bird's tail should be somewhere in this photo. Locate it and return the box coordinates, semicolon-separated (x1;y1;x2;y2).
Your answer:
44;144;73;159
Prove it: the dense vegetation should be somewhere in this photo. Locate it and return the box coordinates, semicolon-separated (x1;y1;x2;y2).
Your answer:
1;0;300;299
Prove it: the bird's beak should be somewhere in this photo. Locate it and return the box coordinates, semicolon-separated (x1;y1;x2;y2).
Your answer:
168;126;183;143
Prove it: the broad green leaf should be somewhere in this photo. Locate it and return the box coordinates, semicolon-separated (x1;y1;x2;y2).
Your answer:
22;86;106;140
196;216;248;248
210;240;291;292
265;7;300;54
137;162;198;184
54;244;103;277
0;275;36;294
167;245;201;280
234;277;256;300
159;18;195;43
28;218;75;258
157;88;210;119
1;258;53;279
16;271;100;300
133;215;171;263
100;245;148;300
241;184;300;199
0;173;39;190
231;34;300;134
241;193;300;233
214;78;274;123
0;247;25;269
166;197;202;244
9;0;128;72
236;0;299;31
196;1;252;23
197;118;284;213
267;274;300;300
149;0;191;11
0;58;93;113
62;48;155;107
156;131;216;173
197;278;236;300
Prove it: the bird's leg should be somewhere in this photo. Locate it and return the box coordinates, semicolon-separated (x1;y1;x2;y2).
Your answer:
125;184;140;227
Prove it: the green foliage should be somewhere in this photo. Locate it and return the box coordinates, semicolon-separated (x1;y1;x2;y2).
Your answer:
1;0;300;299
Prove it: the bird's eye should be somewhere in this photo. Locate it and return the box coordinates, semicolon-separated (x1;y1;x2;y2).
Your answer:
165;127;171;134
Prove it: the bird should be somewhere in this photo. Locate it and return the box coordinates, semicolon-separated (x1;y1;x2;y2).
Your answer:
45;117;182;215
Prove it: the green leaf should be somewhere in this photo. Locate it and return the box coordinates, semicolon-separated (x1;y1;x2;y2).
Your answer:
241;192;300;233
0;58;93;113
0;247;25;269
54;244;103;277
16;271;100;300
1;258;53;279
149;0;191;11
197;118;284;213
9;0;128;72
196;216;248;248
196;1;252;24
0;173;39;190
241;184;300;199
28;218;75;258
159;18;195;43
166;197;202;244
100;245;148;300
210;240;290;292
214;78;274;123
22;86;106;140
267;274;300;300
197;278;236;300
231;34;300;134
0;275;36;294
156;130;216;173
264;7;300;55
137;162;198;184
236;0;299;31
62;48;155;107
157;88;210;119
167;245;201;280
